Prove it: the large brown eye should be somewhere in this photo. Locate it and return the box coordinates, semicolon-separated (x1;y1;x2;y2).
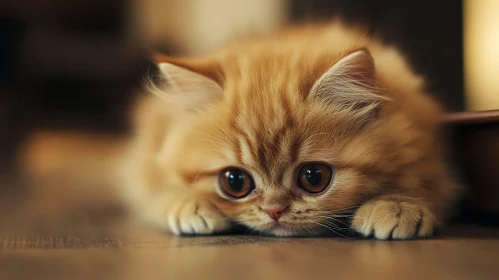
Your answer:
297;163;333;194
219;168;255;199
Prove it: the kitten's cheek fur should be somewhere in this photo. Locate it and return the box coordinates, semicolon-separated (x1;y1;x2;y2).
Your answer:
351;196;436;240
167;200;230;235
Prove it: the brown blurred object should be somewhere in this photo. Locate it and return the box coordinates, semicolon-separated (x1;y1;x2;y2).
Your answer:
15;131;128;233
20;130;127;185
447;110;499;215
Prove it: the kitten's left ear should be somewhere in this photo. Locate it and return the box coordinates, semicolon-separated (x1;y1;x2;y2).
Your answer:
310;50;384;114
151;54;224;110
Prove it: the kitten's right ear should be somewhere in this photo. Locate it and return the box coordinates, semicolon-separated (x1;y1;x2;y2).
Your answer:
309;50;386;117
151;54;224;110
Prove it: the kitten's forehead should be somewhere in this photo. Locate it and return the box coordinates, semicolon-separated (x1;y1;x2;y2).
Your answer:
220;41;348;100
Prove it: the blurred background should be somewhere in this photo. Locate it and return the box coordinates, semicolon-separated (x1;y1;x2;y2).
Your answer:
1;0;499;234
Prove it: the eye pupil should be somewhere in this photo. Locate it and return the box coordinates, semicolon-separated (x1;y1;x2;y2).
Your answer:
227;170;245;191
305;167;322;186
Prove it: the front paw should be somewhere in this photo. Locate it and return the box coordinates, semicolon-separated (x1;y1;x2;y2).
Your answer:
168;200;229;236
351;198;436;240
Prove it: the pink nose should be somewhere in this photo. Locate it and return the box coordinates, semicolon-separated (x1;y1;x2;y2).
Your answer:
261;205;288;221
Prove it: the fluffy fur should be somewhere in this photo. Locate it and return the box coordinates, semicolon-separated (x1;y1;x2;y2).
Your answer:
120;21;459;239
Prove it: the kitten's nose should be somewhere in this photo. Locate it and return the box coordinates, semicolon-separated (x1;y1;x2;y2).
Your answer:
261;205;289;221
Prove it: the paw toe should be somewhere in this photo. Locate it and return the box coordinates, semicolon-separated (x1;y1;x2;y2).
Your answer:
417;210;435;237
352;203;374;237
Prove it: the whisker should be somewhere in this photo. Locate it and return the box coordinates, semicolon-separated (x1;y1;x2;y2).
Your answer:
307;219;347;237
316;222;347;237
318;219;345;230
315;215;351;227
321;221;350;230
309;205;361;213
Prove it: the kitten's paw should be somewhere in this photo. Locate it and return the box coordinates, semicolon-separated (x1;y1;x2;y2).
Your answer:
351;198;436;240
168;201;229;235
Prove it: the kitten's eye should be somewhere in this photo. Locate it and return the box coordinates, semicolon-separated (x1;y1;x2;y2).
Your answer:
219;168;255;199
297;163;333;194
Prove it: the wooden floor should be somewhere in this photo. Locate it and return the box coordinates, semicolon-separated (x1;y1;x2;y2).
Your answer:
1;224;498;280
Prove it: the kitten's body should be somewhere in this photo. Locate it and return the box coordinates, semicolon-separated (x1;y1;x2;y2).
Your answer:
120;22;459;239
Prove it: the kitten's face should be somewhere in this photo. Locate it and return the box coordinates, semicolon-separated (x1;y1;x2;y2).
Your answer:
156;50;387;236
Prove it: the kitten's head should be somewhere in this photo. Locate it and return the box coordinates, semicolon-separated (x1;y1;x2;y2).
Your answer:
150;43;396;236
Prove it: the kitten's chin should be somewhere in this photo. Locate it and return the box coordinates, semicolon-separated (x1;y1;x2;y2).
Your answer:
267;226;297;237
259;222;311;237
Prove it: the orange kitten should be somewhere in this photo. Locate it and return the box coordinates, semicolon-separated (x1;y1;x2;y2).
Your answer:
120;21;459;239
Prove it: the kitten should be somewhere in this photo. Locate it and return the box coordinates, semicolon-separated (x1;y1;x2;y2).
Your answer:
120;21;459;239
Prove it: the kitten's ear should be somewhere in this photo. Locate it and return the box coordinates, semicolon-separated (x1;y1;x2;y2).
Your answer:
151;54;224;110
310;50;384;115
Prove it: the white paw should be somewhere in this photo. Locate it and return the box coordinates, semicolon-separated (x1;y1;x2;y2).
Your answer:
351;199;436;240
168;201;229;235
